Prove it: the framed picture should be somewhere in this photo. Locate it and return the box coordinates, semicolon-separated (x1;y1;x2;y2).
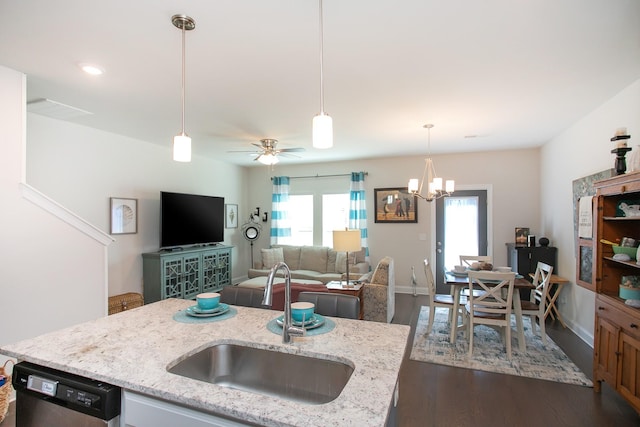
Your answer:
225;204;238;228
374;187;418;223
110;197;137;234
515;227;529;246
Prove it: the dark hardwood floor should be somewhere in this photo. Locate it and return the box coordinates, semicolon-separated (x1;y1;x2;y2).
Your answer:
2;295;639;426
394;293;640;427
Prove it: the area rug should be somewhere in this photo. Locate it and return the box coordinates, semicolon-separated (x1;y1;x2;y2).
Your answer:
409;306;592;387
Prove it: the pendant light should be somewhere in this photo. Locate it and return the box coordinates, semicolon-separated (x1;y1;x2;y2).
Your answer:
408;124;455;201
312;0;333;149
172;14;195;162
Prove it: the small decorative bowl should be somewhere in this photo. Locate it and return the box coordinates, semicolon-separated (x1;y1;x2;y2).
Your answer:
291;302;315;322
620;285;640;300
613;245;637;260
495;266;512;273
196;292;220;310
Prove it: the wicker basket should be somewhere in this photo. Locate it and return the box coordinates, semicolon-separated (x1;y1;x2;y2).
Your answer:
108;292;144;315
0;360;14;424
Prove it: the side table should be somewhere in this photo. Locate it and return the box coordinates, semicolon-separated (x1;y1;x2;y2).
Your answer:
326;281;364;319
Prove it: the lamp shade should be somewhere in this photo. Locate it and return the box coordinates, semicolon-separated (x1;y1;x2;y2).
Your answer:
333;229;361;252
312;113;333;149
173;134;191;162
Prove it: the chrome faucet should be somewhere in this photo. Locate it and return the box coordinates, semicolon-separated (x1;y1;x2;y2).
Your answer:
263;261;306;343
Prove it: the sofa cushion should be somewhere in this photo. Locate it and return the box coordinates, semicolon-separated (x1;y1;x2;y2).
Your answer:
353;247;366;263
327;249;338;272
274;245;302;270
261;247;284;269
299;246;329;273
335;251;356;274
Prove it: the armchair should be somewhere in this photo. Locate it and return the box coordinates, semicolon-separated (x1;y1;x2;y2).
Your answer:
363;256;395;323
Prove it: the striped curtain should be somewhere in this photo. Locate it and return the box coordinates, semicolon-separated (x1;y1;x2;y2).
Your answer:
270;176;292;245
349;171;369;264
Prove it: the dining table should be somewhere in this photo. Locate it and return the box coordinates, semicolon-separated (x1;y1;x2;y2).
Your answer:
445;271;534;352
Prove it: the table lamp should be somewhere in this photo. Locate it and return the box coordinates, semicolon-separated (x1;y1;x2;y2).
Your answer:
333;229;362;286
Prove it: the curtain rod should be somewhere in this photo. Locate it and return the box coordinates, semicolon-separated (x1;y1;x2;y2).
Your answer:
270;171;368;181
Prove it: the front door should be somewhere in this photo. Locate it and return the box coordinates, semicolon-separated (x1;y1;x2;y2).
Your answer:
435;190;488;293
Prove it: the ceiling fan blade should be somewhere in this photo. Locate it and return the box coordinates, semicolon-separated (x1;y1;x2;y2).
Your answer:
280;147;305;153
279;152;302;158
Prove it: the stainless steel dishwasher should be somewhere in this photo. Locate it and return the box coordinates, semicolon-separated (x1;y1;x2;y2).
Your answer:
12;361;121;427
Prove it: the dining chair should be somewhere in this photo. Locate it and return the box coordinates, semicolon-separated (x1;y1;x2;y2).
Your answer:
465;270;516;360
298;292;360;319
220;286;268;308
424;258;467;335
458;255;493;297
519;261;554;345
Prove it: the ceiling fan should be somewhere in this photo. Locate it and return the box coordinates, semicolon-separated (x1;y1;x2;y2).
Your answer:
228;139;305;165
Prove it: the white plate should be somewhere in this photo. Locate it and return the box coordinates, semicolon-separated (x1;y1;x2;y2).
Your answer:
448;270;468;277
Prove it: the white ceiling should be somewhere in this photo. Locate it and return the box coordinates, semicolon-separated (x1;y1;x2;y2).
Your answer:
1;0;639;166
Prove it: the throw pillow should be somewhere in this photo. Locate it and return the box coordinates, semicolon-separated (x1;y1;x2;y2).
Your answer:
261;247;284;269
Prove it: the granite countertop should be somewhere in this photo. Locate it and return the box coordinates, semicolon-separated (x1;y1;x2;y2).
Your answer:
1;298;410;427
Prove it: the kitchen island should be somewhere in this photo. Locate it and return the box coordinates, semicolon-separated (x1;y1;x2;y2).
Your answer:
1;298;410;426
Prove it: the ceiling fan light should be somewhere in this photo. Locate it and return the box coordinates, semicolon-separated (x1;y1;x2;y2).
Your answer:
173;134;191;162
258;153;279;165
313;113;333;149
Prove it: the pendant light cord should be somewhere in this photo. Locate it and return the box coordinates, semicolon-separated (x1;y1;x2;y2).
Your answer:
181;24;186;135
318;0;325;114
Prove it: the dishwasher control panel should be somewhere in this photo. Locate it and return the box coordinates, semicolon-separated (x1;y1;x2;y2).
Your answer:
13;361;120;421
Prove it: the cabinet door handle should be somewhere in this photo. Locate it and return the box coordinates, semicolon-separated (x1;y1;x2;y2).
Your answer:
598;306;605;310
631;324;638;329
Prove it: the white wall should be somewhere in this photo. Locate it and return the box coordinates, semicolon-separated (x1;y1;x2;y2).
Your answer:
248;148;541;291
540;78;640;345
26;114;251;296
0;66;107;352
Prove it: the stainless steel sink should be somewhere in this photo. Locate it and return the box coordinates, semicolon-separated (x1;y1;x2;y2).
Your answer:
168;343;354;404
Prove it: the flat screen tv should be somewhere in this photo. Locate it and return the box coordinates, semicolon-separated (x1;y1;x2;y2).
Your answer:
160;191;224;249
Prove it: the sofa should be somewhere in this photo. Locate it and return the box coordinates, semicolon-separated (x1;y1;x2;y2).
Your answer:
248;245;370;284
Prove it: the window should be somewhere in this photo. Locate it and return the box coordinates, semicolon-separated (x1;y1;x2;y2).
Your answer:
288;193;349;246
322;193;350;246
288;195;313;246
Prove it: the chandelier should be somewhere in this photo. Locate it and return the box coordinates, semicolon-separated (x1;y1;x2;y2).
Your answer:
407;124;455;201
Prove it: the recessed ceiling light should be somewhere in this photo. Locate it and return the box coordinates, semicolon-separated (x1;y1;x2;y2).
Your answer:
79;63;104;76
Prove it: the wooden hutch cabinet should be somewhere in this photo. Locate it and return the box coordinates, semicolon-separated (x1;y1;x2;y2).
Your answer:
593;171;640;413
